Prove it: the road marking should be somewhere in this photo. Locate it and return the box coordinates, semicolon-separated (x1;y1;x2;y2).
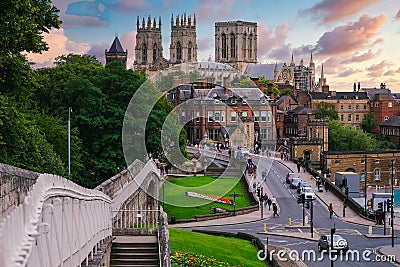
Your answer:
354;230;362;235
298;229;303;233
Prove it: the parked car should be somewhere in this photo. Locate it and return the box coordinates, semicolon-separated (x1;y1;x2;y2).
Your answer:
286;173;299;184
290;177;301;189
297;181;310;194
301;186;315;200
318;234;348;253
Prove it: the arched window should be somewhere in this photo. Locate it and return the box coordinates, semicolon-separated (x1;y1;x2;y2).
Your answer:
222;33;227;59
153;44;157;63
176;41;182;61
242;33;247;58
188;42;192;61
142;43;147;63
249;33;253;59
374;169;380;181
230;33;236;58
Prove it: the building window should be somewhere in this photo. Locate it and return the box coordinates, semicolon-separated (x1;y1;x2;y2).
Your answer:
375;103;380;107
208;128;220;141
142;43;147;63
267;111;271;122
340;105;344;110
388;102;393;108
356;114;360;121
261;128;267;139
188;42;192;61
267;128;271;139
195;128;200;141
374;169;380;181
214;111;220;122
208;111;213;122
356;105;359;110
348;105;352;110
384;116;389;121
222;33;227;58
364;104;367;110
231;111;237;122
276;114;280;122
254;111;259;122
230;33;236;58
153;44;157;63
221;111;225;122
181;111;186;122
348;114;352;122
196;111;200;122
176;41;182;61
261;111;267;122
341;114;344;121
360;170;366;181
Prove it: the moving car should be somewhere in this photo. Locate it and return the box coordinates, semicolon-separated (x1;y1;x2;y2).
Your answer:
297;181;310;194
318;234;348;253
290;177;301;189
286;173;299;184
301;186;315;200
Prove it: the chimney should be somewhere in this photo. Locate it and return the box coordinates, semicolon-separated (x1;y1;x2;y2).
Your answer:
358;82;360;91
267;83;275;100
322;85;329;93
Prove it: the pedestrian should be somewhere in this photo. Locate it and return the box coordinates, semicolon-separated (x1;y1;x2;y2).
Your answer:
281;152;283;160
324;181;329;192
272;203;279;217
264;198;268;208
267;198;272;210
297;162;301;172
328;203;334;218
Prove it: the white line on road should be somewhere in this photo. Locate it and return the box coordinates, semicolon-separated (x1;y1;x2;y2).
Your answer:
298;229;303;233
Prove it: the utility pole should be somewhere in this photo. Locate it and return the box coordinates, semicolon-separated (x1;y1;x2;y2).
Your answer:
310;199;314;238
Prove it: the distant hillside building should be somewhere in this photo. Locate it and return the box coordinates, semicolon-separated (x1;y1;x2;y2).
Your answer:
105;36;127;66
215;21;257;73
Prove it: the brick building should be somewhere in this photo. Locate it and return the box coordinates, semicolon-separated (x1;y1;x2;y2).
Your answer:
284;106;315;137
380;116;400;146
323;150;400;189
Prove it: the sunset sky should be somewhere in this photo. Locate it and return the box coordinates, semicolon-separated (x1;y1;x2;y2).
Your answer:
27;0;400;91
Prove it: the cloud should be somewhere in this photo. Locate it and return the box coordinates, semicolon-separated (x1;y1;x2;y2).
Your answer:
265;44;292;62
366;60;392;72
300;0;383;25
87;43;108;65
197;35;213;51
341;49;379;64
314;14;386;56
109;0;150;13
27;28;90;68
195;0;235;23
396;10;400;20
120;31;137;68
337;68;359;77
53;0;107;28
258;23;288;59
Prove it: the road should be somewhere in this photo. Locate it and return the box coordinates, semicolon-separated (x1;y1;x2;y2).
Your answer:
189;156;400;266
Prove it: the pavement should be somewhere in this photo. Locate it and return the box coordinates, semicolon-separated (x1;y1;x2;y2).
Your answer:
170;155;400;265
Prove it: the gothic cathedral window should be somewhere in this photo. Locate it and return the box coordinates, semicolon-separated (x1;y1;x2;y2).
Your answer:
188;42;192;61
142;43;147;63
222;33;227;59
249;34;253;59
177;41;182;61
153;44;157;63
230;33;235;58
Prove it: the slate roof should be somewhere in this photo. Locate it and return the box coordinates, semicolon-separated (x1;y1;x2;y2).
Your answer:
310;91;368;100
288;106;315;115
380;116;400;127
245;63;284;79
362;88;393;100
205;87;266;101
108;37;125;53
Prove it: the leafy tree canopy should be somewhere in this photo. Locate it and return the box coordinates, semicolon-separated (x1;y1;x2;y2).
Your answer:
315;102;339;121
361;111;378;134
258;76;279;96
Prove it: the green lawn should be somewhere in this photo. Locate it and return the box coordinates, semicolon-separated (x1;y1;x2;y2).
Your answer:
169;227;266;267
160;176;251;220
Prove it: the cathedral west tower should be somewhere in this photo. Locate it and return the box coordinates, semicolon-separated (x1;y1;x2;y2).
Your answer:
215;21;257;73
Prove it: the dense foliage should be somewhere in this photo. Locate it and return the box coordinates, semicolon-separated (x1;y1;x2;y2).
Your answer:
315;102;339;121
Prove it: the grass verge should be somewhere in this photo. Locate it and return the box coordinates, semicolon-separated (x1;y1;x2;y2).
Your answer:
169;227;266;267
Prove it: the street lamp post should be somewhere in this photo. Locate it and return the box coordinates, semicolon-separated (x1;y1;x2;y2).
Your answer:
391;159;395;247
364;155;367;216
68;107;72;177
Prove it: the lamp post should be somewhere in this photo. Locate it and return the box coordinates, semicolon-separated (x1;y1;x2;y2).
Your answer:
68;107;72;177
391;159;395;247
364;155;367;216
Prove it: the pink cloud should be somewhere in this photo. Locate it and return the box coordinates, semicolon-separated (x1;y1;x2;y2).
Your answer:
314;14;386;56
300;0;383;25
87;43;108;65
366;60;392;72
27;28;90;68
120;31;137;68
337;68;359;77
195;0;235;23
341;49;380;64
258;23;288;59
265;44;292;62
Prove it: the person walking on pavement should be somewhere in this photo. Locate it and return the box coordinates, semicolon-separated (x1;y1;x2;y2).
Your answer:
272;202;279;217
324;180;329;192
267;198;272;210
297;162;301;172
328;203;334;218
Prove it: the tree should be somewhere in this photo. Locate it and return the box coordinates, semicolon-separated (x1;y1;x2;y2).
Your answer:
0;0;61;55
361;111;378;134
329;121;378;151
315;102;339;121
258;76;279;96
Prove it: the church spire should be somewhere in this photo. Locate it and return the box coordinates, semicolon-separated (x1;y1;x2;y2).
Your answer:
310;52;313;64
321;64;324;80
194;13;196;27
171;14;174;27
137;16;139;30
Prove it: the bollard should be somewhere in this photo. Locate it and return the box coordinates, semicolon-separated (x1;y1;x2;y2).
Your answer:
288;218;292;226
264;223;267;232
368;226;372;235
390;227;393;236
305;215;309;225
